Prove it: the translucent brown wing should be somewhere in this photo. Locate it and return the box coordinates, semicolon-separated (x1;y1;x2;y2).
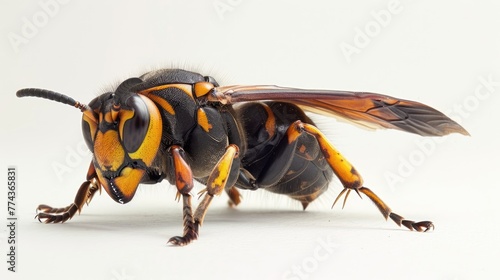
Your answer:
209;85;469;136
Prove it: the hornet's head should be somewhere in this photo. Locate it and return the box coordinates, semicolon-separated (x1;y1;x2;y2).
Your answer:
17;78;163;204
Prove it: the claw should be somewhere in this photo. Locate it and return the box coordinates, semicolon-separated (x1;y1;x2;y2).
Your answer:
332;187;363;209
390;213;434;232
34;203;79;224
36;204;52;213
197;188;207;200
332;188;348;209
35;166;100;227
413;221;434;232
168;236;190;246
167;223;199;246
37;212;62;223
342;189;351;209
354;188;362;199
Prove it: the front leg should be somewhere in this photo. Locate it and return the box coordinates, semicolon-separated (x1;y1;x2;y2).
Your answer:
168;144;239;246
36;162;101;223
167;145;198;246
288;120;434;232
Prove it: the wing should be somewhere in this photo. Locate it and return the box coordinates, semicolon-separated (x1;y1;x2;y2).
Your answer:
209;85;469;136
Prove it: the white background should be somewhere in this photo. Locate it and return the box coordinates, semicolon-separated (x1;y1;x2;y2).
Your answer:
1;0;499;279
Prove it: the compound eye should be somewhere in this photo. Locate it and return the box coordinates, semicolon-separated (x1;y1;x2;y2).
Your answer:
120;95;150;152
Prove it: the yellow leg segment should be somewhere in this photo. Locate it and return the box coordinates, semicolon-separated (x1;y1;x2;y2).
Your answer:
194;144;239;226
287;121;363;207
288;120;434;232
293;122;364;189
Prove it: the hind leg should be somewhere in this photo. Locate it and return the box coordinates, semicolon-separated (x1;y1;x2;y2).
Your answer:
257;130;333;210
287;120;434;232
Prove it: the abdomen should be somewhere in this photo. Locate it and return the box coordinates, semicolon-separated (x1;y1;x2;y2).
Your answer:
235;101;333;209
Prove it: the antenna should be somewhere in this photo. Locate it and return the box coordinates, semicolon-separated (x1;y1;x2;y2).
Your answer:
16;88;97;123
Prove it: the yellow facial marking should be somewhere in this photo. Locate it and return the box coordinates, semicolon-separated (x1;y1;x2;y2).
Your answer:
118;109;135;140
113;167;145;199
93;130;125;171
111;107;119;121
95;166;145;203
93;95;162;204
82;110;98;124
104;111;114;123
83;114;98;141
128;95;163;166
